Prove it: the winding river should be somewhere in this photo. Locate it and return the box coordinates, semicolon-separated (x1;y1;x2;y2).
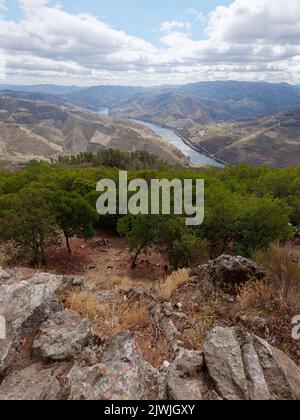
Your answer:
98;108;224;167
135;121;225;168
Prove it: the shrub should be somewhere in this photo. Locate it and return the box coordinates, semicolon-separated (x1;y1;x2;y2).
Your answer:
170;234;209;269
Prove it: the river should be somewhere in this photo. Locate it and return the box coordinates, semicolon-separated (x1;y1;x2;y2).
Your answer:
135;120;225;168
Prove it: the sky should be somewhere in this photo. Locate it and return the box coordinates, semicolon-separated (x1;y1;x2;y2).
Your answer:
0;0;300;86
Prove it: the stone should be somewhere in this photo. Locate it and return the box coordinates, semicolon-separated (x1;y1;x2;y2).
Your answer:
253;335;300;400
207;255;265;286
0;271;81;374
0;365;60;400
32;310;91;361
203;326;300;400
204;327;248;400
166;350;204;400
67;332;154;400
240;333;271;400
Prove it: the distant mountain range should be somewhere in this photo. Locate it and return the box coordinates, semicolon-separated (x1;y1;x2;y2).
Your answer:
1;80;300;167
2;81;300;123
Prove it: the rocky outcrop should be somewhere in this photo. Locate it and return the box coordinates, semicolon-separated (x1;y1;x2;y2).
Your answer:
67;332;155;400
0;365;61;400
0;269;83;375
161;326;300;401
203;327;300;400
204;327;249;400
0;266;299;401
207;255;265;286
253;335;300;400
32;310;91;362
165;349;205;400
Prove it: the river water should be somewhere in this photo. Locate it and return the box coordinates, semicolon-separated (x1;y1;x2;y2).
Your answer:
135;120;224;168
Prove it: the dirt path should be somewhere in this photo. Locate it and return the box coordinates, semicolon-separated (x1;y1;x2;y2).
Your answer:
42;233;170;294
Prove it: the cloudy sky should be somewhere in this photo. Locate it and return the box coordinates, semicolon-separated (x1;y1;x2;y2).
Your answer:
0;0;300;86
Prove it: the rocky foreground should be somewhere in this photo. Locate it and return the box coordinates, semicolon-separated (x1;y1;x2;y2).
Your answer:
0;264;299;401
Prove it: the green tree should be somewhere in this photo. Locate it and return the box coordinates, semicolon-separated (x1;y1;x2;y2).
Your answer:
52;191;98;253
118;214;160;267
170;234;209;269
0;187;60;265
234;197;292;256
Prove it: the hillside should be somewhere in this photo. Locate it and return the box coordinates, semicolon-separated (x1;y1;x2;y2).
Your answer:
111;81;300;126
180;108;300;167
0;95;186;165
4;81;300;124
2;81;300;167
0;161;299;400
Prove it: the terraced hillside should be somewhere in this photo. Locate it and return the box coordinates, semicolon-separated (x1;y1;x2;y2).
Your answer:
0;95;186;165
180;109;300;167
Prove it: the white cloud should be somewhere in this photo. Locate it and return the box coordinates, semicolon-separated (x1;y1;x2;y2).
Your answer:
206;0;300;44
187;8;206;23
160;21;192;33
1;0;300;85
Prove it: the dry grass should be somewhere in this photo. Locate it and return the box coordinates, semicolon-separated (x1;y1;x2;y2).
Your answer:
121;299;149;330
252;243;300;306
238;281;276;311
65;291;121;338
156;268;191;301
66;292;107;319
66;290;149;338
111;275;135;291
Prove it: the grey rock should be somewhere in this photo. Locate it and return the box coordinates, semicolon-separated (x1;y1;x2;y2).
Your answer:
67;332;155;400
0;271;81;374
240;333;271;400
32;310;91;361
0;365;60;400
207;255;265;286
166;350;204;400
254;335;300;400
207;390;223;400
204;327;248;400
203;326;300;400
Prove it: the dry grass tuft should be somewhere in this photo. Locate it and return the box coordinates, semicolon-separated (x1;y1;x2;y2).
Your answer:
112;275;135;291
122;299;149;330
238;281;276;311
252;243;300;306
156;268;191;301
66;292;107;319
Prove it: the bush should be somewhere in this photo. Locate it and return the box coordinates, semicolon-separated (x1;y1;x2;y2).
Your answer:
170;234;209;269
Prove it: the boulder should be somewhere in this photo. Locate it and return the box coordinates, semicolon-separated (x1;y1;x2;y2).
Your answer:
207;255;265;286
166;350;204;400
0;271;83;374
67;332;155;400
204;326;248;400
253;336;300;400
204;327;300;400
0;365;60;400
32;310;91;362
240;333;271;400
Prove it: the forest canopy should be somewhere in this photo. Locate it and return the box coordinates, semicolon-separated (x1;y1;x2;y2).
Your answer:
0;151;296;266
